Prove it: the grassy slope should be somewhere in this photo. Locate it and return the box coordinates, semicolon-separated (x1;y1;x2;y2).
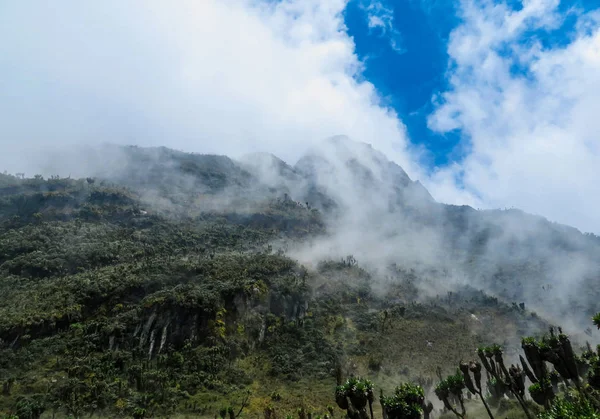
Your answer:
0;173;546;418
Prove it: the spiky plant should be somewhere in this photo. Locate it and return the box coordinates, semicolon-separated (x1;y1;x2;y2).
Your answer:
478;345;534;419
521;328;586;409
459;361;495;418
539;393;600;419
530;318;600;413
335;377;374;419
435;370;466;418
549;370;561;393
528;379;554;407
593;313;600;330
381;383;432;419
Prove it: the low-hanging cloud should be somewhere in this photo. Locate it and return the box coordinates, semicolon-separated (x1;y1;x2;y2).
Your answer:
2;0;600;340
1;0;600;236
0;0;421;180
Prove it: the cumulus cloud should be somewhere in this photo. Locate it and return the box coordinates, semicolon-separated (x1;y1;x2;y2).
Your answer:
0;0;418;177
2;0;600;235
427;0;600;233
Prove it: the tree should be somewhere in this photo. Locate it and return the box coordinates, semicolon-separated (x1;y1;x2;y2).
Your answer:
335;377;374;419
477;345;534;419
459;361;495;418
14;395;46;419
435;370;466;418
380;383;433;419
593;313;600;330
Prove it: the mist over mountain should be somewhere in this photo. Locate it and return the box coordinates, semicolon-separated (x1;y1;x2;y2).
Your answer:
3;0;600;415
20;136;600;338
3;135;600;418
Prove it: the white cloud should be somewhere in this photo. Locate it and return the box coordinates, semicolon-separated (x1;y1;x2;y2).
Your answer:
0;0;418;177
427;0;600;233
361;0;406;53
2;0;600;235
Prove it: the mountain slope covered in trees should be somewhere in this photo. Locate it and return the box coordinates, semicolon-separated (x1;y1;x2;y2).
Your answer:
1;139;599;418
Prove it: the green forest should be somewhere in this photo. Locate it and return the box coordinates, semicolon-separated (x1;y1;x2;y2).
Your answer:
1;148;600;419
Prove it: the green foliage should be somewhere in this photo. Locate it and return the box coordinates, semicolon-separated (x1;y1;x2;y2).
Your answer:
478;344;503;358
528;380;553;406
435;371;465;401
381;383;425;419
336;377;374;409
593;313;600;330
266;321;339;380
2;168;599;419
0;173;327;417
539;396;600;419
14;395;45;419
435;371;466;418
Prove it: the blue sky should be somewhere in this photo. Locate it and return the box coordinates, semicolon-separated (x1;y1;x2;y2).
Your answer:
1;0;600;233
344;0;460;167
344;0;599;168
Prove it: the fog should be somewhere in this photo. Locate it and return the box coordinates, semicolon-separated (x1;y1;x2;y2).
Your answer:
238;136;600;343
3;131;600;345
1;0;600;345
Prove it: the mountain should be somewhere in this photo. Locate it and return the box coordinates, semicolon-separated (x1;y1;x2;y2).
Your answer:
0;138;598;418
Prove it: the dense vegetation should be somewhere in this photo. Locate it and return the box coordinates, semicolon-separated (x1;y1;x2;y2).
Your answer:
1;145;599;418
347;318;600;419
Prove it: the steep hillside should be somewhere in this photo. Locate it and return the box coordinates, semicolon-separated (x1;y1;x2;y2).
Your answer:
0;140;598;418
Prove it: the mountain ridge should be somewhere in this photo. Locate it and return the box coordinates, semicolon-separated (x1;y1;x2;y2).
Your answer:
4;138;599;334
1;138;599;418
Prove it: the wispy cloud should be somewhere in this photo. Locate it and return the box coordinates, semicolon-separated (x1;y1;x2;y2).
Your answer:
361;0;406;53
